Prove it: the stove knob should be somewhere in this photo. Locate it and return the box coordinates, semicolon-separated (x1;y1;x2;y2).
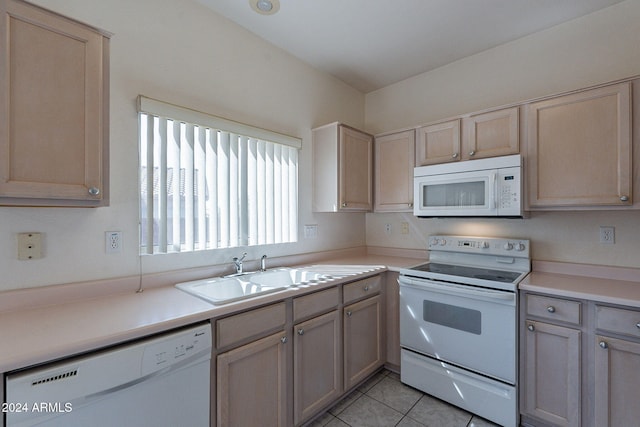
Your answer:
439;239;447;246
430;238;439;246
515;243;526;251
481;241;490;249
504;242;514;251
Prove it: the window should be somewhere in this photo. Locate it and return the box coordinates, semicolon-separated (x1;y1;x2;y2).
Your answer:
138;96;300;254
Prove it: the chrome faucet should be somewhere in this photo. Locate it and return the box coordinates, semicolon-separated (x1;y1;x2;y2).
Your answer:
232;252;247;274
260;254;268;271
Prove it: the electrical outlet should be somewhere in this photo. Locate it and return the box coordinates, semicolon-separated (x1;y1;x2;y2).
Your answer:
385;223;392;235
106;231;122;253
599;226;615;244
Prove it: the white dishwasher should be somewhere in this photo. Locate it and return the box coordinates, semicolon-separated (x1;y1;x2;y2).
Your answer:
4;323;211;427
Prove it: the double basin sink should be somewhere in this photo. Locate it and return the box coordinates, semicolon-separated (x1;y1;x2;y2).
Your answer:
175;267;333;305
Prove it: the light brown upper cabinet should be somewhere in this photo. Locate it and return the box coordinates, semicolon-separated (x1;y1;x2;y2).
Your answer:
416;107;519;167
416;119;461;166
463;107;519;160
0;0;110;206
312;122;373;212
374;130;415;212
527;82;631;208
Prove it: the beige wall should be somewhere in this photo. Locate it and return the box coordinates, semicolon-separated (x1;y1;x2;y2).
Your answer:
0;0;366;291
365;0;640;134
366;211;640;268
2;1;639;292
364;0;640;269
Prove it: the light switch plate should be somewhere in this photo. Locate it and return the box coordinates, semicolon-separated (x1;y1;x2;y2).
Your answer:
303;224;318;239
17;232;43;260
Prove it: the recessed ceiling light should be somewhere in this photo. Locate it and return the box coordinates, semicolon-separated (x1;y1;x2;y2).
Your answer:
250;0;280;15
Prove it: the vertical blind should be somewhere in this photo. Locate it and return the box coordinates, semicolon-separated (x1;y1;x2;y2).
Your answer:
138;96;299;254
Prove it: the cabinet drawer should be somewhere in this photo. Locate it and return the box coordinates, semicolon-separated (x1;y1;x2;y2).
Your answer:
216;302;286;349
526;294;581;325
293;287;339;321
343;275;381;304
596;305;640;339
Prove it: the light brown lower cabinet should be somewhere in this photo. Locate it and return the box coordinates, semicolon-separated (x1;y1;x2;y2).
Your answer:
213;275;384;427
216;331;288;427
344;294;383;389
522;293;640;427
594;334;640;426
293;310;342;425
523;320;581;427
384;272;401;370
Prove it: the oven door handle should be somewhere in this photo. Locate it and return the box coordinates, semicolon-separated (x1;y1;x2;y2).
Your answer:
399;277;515;304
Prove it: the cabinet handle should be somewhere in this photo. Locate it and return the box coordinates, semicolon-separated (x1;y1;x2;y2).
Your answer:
408;203;413;208
452;153;459;159
346;311;352;317
636;322;640;329
363;286;369;292
281;336;288;344
527;324;535;332
599;341;608;349
88;187;100;196
620;195;629;202
342;202;347;207
469;150;476;157
297;329;304;336
547;306;556;313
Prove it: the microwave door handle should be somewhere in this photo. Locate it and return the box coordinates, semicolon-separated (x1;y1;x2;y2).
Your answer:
491;172;498;209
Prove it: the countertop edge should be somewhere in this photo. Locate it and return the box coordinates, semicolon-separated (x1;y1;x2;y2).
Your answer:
520;261;640;308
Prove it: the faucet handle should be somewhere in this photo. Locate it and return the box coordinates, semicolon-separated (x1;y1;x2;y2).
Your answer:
260;254;268;271
232;252;248;274
233;252;247;262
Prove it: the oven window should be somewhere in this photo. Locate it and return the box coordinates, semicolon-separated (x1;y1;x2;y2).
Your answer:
423;300;481;335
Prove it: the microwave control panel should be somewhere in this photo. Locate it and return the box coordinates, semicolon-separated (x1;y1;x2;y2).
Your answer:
497;167;521;214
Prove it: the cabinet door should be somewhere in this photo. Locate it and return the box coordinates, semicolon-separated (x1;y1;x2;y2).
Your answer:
594;335;640;427
374;130;415;212
527;83;631;207
339;125;373;211
294;311;342;425
416;119;461;166
463;107;518;160
0;0;109;206
217;331;288;427
523;321;581;427
344;295;382;389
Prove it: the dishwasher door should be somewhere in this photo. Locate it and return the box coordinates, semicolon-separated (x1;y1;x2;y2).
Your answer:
5;323;211;427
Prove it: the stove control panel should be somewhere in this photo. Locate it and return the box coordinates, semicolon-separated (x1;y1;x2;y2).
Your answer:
428;235;529;258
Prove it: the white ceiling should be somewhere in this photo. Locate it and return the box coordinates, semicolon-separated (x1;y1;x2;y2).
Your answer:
196;0;626;93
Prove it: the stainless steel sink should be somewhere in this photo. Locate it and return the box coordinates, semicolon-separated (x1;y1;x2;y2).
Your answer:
175;268;331;305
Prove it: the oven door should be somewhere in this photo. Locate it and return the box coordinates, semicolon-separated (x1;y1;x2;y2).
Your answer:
399;276;516;384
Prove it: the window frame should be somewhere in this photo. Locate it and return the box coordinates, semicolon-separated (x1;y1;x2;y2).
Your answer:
138;96;300;255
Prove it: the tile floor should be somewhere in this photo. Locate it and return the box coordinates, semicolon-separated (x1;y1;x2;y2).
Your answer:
306;370;500;427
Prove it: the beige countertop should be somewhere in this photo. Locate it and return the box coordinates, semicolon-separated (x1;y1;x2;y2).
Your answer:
520;261;640;307
4;251;640;374
0;253;423;373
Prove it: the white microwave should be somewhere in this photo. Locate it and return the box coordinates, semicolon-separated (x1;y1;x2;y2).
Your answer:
414;155;524;217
